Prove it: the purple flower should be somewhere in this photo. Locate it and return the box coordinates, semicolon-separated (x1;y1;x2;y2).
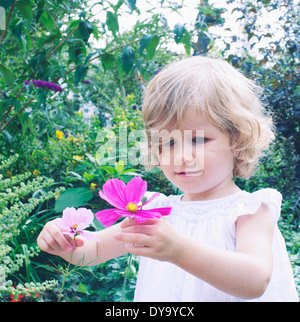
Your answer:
55;207;99;241
24;80;63;92
82;80;90;84
95;177;172;227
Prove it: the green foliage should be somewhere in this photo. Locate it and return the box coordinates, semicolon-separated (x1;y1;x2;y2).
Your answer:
0;154;62;301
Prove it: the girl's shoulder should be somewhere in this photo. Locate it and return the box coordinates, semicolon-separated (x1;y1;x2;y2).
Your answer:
143;188;283;223
231;188;282;224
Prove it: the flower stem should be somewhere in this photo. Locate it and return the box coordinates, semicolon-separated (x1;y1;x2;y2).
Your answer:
57;251;73;302
121;253;133;302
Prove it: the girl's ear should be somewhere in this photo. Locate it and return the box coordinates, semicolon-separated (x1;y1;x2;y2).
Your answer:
233;149;239;157
232;147;243;158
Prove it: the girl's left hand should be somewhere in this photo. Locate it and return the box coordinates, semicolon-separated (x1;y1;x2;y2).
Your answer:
114;217;183;263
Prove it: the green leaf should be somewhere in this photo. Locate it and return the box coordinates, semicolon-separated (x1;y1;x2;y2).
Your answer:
79;21;94;42
146;35;160;58
139;34;153;55
99;165;117;175
78;283;89;294
101;53;115;71
117;58;123;83
173;23;185;44
0;63;15;86
54;187;93;213
121;46;135;74
116;160;124;173
106;11;119;36
182;30;191;55
16;2;33;22
126;0;136;11
109;0;124;13
39;11;55;31
74;65;88;86
83;171;96;182
0;0;15;10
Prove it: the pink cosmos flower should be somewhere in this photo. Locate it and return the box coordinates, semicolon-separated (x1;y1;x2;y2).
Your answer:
55;207;99;241
95;177;172;227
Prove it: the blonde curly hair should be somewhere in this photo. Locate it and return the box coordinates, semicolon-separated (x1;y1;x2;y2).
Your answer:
142;56;275;179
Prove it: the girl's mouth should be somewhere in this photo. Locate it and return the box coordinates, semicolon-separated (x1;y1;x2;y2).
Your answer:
176;170;203;177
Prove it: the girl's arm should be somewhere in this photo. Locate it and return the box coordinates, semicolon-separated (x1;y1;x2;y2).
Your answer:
115;202;274;299
37;221;128;266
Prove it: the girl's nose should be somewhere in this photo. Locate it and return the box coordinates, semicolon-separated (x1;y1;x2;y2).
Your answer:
174;143;195;166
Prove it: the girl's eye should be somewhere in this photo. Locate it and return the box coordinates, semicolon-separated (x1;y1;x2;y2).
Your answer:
192;137;207;144
162;139;175;147
159;139;175;152
169;139;175;146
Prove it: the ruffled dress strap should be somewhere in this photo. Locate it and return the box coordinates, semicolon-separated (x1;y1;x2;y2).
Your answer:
230;188;282;225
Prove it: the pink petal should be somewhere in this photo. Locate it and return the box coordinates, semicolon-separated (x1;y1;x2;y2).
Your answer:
99;179;127;209
95;208;123;227
60;207;76;228
115;207;172;223
134;209;163;222
125;177;147;205
134;207;172;222
114;209;136;218
142;192;160;207
150;207;173;216
60;207;93;231
75;208;94;229
54;217;68;231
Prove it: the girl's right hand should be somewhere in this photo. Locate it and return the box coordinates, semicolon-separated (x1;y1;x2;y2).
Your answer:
37;220;84;256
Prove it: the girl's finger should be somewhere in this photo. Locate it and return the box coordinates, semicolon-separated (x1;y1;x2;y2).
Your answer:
124;243;150;257
121;223;154;236
114;231;151;247
45;223;75;252
37;235;58;255
120;217;159;229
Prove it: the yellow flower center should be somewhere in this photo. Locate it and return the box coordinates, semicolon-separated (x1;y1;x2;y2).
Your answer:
71;224;78;232
126;202;138;214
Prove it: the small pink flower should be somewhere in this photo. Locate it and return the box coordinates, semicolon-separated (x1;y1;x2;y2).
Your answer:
95;177;172;227
55;207;99;241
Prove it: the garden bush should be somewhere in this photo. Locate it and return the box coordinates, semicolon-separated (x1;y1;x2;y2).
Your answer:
0;154;62;301
0;0;299;301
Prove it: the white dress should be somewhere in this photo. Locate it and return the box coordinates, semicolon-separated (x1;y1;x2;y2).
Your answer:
133;188;299;302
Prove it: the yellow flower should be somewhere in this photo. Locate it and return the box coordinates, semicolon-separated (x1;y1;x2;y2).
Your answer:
68;133;81;143
129;122;134;127
90;182;97;191
126;93;136;101
56;130;64;139
73;155;84;161
33;169;41;177
5;170;12;178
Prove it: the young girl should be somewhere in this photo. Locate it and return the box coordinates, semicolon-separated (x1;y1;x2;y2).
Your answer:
37;56;298;302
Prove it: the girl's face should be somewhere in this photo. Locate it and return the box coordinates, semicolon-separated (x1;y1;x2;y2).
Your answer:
158;112;239;201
